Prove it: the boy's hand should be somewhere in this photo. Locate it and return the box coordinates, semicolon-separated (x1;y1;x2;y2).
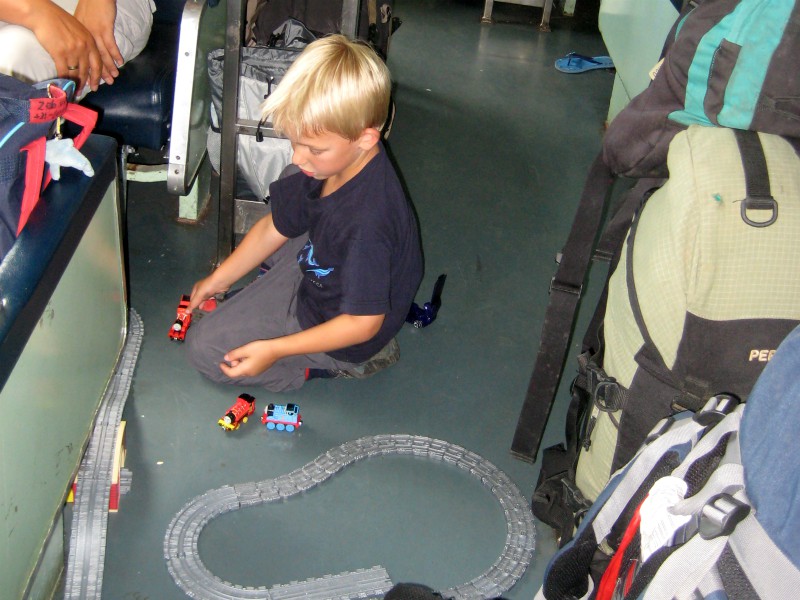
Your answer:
220;340;280;378
187;275;229;314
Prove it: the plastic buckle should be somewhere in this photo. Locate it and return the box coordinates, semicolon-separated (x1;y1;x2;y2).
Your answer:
698;493;750;540
560;477;592;523
693;393;741;427
741;194;778;228
549;276;582;297
584;361;601;395
595;380;622;412
586;363;621;412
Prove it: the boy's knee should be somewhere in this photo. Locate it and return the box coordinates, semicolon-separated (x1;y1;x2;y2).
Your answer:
185;321;223;380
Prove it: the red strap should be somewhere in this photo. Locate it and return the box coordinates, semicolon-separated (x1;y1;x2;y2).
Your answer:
16;85;98;233
596;500;644;600
17;137;47;234
28;85;68;123
63;103;98;150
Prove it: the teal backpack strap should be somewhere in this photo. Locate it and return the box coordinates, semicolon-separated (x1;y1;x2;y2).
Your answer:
669;0;796;129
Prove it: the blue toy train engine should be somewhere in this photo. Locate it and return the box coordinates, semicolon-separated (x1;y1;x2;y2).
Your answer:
261;403;302;432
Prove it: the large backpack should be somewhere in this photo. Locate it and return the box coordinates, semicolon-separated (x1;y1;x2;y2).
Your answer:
572;126;800;504
0;74;97;263
530;126;800;541
509;0;800;540
206;18;313;201
534;323;800;600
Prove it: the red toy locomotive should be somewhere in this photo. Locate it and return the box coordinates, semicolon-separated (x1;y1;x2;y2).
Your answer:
168;295;217;341
218;393;256;431
168;295;192;341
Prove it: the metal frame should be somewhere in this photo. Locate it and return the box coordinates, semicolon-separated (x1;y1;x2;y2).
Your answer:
167;0;227;196
217;0;362;264
481;0;556;32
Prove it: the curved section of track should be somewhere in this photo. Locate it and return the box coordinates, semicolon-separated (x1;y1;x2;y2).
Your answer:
164;434;535;599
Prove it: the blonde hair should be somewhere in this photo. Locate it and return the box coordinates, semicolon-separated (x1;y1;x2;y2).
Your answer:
260;35;391;141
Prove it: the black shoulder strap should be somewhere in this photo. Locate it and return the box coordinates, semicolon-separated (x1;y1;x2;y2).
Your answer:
734;129;778;228
623;189;676;391
511;148;665;463
510;153;614;462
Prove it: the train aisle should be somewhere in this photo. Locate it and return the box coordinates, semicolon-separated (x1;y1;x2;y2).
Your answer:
97;1;613;598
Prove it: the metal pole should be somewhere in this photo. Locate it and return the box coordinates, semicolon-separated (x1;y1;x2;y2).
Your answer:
216;0;245;265
341;0;360;38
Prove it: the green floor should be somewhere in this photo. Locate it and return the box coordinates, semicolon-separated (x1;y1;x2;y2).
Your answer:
99;1;614;597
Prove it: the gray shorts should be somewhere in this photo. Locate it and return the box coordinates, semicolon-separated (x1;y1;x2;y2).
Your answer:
185;235;356;392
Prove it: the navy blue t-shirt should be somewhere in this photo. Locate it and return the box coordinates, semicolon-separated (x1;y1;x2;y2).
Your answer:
270;143;423;363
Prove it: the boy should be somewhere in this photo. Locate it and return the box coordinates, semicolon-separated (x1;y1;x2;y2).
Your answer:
185;34;423;392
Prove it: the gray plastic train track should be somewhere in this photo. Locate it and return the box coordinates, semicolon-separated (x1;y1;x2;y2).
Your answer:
65;309;144;599
164;434;536;599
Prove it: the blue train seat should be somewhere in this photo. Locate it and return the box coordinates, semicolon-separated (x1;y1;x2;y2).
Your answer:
81;0;226;218
83;2;180;153
0;135;126;600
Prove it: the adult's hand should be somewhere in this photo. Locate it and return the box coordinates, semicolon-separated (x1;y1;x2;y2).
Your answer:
17;0;104;91
73;0;122;85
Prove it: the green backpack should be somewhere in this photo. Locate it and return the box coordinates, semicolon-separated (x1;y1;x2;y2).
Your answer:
511;0;800;543
574;126;800;502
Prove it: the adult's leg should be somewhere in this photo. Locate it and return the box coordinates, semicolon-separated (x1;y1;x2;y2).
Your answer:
0;23;52;85
0;0;154;95
105;0;156;65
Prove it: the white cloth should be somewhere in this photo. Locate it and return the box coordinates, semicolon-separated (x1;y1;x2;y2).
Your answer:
638;476;693;563
0;0;155;98
46;138;95;180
